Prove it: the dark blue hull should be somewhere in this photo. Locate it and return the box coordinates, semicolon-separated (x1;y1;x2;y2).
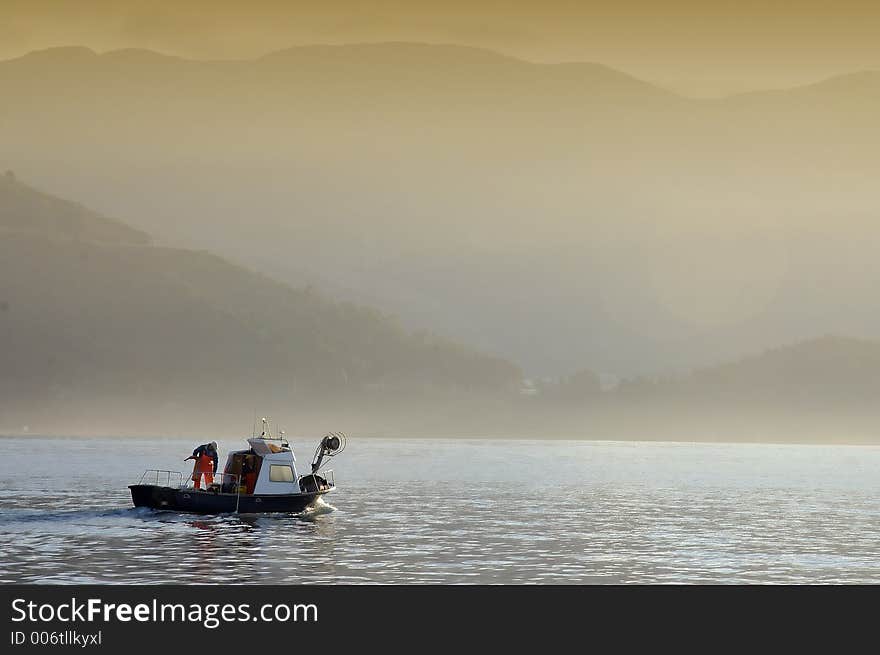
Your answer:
129;484;328;514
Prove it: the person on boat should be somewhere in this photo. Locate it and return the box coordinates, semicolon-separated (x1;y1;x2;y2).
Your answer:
242;455;258;495
185;441;218;490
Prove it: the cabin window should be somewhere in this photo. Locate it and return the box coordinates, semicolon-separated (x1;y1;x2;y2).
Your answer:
269;465;295;483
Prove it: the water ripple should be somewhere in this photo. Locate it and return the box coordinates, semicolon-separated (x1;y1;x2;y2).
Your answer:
1;437;880;583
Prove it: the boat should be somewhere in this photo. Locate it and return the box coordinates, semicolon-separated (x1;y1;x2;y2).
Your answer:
129;419;345;514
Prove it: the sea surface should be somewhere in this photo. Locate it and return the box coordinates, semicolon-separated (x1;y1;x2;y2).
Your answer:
1;436;879;584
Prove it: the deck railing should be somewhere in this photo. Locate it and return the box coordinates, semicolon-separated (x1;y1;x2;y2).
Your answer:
138;469;183;487
137;469;246;494
321;469;335;488
299;469;335;492
139;468;335;499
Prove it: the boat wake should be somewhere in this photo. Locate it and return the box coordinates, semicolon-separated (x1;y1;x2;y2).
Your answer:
0;506;140;525
302;497;336;517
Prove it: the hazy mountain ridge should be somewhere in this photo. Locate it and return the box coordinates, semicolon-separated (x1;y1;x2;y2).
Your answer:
529;335;880;442
2;42;879;382
0;176;521;436
0;172;151;245
6;43;876;99
2;43;675;94
4;175;880;441
725;69;880;102
617;336;880;401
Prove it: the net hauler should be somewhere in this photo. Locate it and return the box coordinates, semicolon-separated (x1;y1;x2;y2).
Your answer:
129;418;345;514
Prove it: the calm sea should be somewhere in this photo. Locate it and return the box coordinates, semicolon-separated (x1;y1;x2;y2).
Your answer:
1;436;879;584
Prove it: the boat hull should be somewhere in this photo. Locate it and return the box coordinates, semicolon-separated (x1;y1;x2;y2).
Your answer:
129;484;328;514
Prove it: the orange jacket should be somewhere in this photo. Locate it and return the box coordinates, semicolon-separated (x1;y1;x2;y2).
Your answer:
195;453;214;472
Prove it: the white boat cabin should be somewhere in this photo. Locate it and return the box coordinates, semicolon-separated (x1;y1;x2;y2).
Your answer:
221;436;301;496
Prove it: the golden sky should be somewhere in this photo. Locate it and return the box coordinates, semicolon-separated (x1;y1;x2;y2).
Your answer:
3;1;880;95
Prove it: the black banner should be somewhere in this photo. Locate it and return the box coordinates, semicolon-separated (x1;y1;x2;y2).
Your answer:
0;585;873;650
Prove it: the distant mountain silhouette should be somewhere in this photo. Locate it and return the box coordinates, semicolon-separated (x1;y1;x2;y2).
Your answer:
0;175;521;436
1;43;879;382
0;171;150;244
533;336;880;442
730;70;880;101
4;173;880;441
618;335;880;402
4;43;674;95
